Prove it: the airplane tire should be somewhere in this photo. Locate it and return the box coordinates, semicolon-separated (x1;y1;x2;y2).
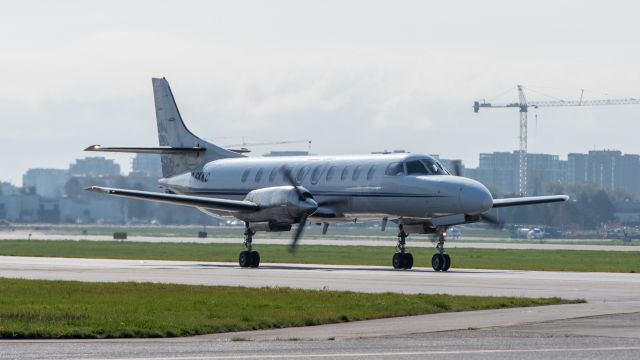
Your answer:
442;254;451;271
250;251;260;268
432;254;444;271
239;251;251;268
392;253;402;269
402;253;413;269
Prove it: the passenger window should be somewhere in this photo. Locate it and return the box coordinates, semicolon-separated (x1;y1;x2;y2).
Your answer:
268;167;278;182
385;162;404;176
366;166;376;180
255;168;264;182
241;169;250;183
310;166;323;185
352;166;362;181
326;166;336;182
405;160;430;175
341;166;350;181
296;166;309;183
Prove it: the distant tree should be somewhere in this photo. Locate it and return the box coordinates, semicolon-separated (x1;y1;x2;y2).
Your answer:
592;190;616;224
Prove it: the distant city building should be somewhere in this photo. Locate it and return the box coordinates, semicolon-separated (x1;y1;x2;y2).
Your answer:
567;153;588;184
69;157;120;177
466;151;566;195
131;154;162;178
262;151;310;157
0;182;19;196
466;149;640;196
22;168;69;198
573;150;640;194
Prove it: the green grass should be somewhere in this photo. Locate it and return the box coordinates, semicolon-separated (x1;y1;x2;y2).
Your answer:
0;240;639;272
0;278;577;339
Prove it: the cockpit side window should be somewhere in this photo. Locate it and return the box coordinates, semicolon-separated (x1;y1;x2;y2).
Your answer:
405;160;431;175
421;159;448;175
385;162;405;176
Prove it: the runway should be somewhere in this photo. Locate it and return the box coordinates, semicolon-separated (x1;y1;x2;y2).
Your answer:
2;231;640;251
1;256;639;359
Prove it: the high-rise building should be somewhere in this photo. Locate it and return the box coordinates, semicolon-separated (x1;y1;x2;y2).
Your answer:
69;157;120;177
567;153;588;184
22;169;69;198
131;154;162;178
468;151;567;195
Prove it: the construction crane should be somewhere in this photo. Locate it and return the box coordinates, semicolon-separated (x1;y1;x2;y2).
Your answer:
474;85;640;196
224;139;312;154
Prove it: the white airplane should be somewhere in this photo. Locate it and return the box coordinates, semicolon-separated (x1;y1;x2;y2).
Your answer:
86;78;568;271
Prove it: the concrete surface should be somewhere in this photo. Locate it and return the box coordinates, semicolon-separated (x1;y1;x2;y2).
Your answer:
1;256;639;359
1;231;639;251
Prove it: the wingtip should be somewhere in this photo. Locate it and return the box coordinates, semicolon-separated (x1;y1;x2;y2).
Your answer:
85;186;105;193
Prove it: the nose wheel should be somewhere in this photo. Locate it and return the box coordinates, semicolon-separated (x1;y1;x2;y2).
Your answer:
432;229;451;271
239;224;260;268
392;225;413;269
431;253;451;271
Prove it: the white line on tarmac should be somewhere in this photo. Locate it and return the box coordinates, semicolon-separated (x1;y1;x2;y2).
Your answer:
78;346;640;360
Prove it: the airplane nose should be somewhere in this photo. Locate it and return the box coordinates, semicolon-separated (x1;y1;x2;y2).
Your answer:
459;180;493;214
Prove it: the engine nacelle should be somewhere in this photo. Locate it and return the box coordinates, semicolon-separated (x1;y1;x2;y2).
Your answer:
238;186;318;223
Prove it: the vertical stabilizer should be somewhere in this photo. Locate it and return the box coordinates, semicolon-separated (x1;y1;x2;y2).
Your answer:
152;78;242;177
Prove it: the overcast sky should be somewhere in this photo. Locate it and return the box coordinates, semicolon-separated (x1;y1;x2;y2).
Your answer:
1;0;639;185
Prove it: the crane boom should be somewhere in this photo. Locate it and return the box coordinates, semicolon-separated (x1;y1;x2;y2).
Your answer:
474;85;640;196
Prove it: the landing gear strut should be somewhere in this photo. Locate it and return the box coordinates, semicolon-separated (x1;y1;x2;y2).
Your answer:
431;228;451;272
392;224;413;269
239;223;260;268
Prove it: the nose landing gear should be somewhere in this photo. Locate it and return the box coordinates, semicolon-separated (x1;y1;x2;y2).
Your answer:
239;224;260;268
431;229;451;271
392;224;413;269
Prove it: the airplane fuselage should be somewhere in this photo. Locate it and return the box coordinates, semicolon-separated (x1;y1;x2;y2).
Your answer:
159;153;494;222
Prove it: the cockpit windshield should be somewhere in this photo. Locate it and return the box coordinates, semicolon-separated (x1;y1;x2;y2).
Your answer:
421;158;449;175
405;160;430;175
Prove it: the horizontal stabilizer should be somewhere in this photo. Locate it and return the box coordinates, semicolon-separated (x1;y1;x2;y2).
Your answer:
492;195;569;209
86;186;259;212
85;145;206;155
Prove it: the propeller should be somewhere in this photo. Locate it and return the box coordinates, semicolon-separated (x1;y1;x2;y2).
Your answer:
281;167;307;201
289;214;308;253
281;167;318;253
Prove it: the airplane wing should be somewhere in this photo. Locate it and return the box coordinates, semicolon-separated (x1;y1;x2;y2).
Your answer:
85;145;206;155
492;195;569;209
86;186;259;212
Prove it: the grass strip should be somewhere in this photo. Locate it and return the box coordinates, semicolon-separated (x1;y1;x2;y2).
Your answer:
0;240;638;273
0;278;578;339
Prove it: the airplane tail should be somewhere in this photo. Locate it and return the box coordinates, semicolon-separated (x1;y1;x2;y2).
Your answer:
152;78;242;177
86;78;243;178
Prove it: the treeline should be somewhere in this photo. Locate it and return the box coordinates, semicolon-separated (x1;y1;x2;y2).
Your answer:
491;182;634;229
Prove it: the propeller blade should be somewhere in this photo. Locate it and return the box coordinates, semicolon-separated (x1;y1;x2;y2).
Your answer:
480;213;504;229
450;160;462;176
281;167;305;200
289;215;308;253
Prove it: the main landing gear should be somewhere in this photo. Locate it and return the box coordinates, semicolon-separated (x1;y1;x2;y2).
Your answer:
392;224;413;269
239;224;260;268
431;229;451;272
